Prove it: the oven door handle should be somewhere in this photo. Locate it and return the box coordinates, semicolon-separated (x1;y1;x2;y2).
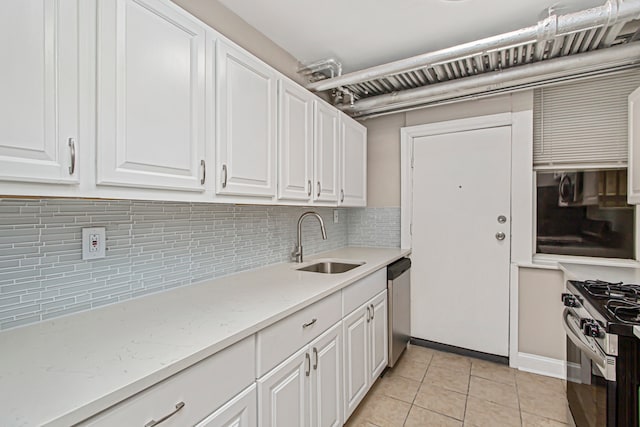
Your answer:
562;308;608;374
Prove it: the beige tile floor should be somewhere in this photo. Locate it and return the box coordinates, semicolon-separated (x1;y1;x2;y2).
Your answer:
345;344;571;427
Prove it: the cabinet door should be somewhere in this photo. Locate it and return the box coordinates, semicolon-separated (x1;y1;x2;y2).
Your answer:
0;0;79;184
258;346;309;427
196;384;257;427
96;0;206;191
310;323;342;427
340;116;367;207
217;40;277;197
314;101;340;203
369;291;388;384
278;80;314;202
629;86;640;204
342;307;368;420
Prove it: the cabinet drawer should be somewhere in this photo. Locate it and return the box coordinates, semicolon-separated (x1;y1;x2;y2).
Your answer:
256;291;341;377
342;268;386;316
80;336;255;427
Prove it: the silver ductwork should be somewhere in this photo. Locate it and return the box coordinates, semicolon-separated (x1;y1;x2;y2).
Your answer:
304;0;640;117
344;42;640;117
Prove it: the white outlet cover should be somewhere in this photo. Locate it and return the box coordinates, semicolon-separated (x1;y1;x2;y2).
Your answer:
82;227;106;260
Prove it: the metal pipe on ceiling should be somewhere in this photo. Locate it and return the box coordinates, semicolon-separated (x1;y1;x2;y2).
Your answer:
305;0;640;93
341;42;640;117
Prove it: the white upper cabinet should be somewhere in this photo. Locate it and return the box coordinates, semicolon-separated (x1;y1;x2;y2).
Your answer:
314;101;340;203
0;0;79;184
96;0;206;191
216;39;277;198
340;116;367;207
278;80;314;202
629;86;640;204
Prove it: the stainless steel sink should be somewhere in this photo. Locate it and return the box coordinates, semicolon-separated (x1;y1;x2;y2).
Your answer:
297;261;364;274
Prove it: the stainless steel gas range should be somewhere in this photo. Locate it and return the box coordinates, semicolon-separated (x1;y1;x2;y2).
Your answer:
562;280;640;427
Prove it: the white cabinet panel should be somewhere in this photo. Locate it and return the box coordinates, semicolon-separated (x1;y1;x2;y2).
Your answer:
342;307;368;420
278;80;314;201
342;289;388;421
310;323;342;427
217;40;277;197
0;0;79;184
368;292;388;383
96;0;206;191
258;346;308;427
196;384;257;427
314;101;340;203
629;86;640;204
340;117;367;207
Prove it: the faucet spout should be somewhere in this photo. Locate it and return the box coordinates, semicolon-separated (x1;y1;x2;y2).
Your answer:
292;211;327;263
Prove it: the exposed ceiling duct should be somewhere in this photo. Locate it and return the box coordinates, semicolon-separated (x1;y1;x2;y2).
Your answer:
303;0;640;118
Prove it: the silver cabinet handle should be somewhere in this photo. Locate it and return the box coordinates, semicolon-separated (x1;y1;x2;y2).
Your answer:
144;402;185;427
495;232;506;241
497;215;507;224
200;160;206;185
302;318;317;328
317;181;321;198
221;164;227;188
313;347;318;370
305;352;311;376
366;306;371;323
370;304;375;320
307;180;312;197
68;138;76;175
340;189;344;203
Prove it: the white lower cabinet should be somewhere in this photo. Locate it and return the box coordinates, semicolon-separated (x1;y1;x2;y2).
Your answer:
343;290;388;421
196;384;257;427
258;322;343;427
79;336;255;427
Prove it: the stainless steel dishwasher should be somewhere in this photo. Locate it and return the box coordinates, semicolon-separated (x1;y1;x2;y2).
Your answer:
387;257;411;367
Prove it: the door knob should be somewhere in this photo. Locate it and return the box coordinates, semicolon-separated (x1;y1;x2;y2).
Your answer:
495;232;506;241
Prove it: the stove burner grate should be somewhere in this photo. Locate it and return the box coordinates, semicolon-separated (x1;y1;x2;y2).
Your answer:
606;299;640;324
582;280;640;302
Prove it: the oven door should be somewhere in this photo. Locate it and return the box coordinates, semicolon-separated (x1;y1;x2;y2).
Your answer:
564;308;616;427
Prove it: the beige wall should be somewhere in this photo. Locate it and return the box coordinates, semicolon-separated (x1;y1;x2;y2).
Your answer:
362;113;405;207
171;0;304;85
518;268;565;360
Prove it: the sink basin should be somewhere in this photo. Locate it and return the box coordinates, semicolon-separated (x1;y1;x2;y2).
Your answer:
297;261;364;274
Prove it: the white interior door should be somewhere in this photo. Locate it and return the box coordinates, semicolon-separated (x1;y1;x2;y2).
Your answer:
411;126;511;357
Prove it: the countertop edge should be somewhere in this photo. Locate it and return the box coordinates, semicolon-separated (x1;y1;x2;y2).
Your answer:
39;247;410;427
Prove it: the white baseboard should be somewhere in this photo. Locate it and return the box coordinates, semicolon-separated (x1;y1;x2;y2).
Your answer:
517;352;565;379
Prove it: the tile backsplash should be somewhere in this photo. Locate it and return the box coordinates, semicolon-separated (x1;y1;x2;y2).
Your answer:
0;200;400;330
348;207;401;248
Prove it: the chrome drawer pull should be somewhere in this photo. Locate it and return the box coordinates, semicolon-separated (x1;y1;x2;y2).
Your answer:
370;304;375;320
313;347;318;370
68;138;76;175
305;352;311;376
221;164;228;188
144;401;185;427
200;160;206;185
302;318;317;328
366;306;371;323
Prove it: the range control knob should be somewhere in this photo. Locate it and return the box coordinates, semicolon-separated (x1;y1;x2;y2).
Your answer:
561;293;579;307
582;320;603;338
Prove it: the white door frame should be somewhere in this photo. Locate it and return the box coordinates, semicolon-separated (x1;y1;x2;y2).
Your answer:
400;108;534;367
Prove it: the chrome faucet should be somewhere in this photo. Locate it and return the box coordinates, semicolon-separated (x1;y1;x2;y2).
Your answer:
292;211;327;263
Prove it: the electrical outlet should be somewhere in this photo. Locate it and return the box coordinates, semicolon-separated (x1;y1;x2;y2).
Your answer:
82;227;106;260
333;210;339;224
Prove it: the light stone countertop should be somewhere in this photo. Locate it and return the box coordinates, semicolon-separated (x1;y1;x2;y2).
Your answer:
0;246;410;427
558;262;640;283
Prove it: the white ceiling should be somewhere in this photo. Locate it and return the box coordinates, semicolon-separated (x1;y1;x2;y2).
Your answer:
218;0;605;73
